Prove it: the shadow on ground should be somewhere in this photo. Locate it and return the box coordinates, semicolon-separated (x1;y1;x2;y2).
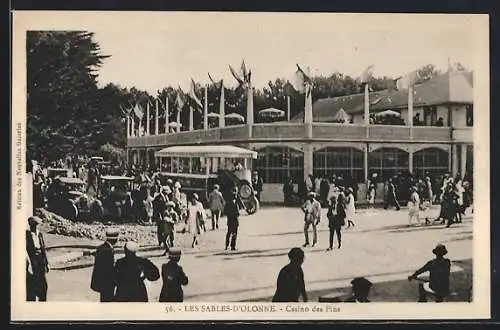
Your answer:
239;259;473;303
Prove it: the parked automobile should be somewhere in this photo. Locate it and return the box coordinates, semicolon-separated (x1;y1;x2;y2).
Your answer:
47;177;99;221
91;175;135;221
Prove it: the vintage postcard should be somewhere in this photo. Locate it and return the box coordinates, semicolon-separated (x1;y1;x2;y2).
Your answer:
11;11;490;321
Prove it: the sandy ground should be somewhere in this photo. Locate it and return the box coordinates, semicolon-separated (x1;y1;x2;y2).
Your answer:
44;206;473;302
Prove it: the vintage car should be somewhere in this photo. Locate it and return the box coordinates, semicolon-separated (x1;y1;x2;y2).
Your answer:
46;177;99;221
91;175;135;221
154;145;259;215
46;167;69;179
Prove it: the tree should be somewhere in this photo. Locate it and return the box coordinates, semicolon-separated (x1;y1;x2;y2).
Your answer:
27;31;109;160
416;64;441;84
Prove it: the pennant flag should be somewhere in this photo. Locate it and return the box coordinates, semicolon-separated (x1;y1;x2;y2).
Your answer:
120;104;132;117
208;73;223;89
229;64;244;85
241;60;251;84
188;79;203;110
359;64;375;83
133;103;144;119
396;70;420;90
291;64;312;93
176;88;185;112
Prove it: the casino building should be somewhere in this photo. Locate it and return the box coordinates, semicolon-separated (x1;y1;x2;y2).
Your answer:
126;69;473;203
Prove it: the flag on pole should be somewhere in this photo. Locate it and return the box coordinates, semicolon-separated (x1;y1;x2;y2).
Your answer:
176;88;186;112
208;73;223;89
395;70;420;90
133;103;144;120
120;104;132;118
359;64;375;83
291;64;312;94
189;79;203;110
229;64;244;86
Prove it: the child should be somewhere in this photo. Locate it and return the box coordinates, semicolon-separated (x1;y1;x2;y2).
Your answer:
159;248;189;302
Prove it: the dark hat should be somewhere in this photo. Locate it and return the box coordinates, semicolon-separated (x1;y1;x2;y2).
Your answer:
106;229;119;240
432;244;448;256
28;216;42;225
351;277;373;289
168;247;182;259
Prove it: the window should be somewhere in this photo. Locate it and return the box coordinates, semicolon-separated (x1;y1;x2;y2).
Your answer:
253;146;304;184
369;148;409;180
413;148;449;180
313;147;364;183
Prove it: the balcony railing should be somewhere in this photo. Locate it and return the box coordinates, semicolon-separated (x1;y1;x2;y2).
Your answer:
127;123;466;148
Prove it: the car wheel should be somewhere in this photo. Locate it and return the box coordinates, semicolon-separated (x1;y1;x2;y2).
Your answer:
90;201;104;222
246;196;259;215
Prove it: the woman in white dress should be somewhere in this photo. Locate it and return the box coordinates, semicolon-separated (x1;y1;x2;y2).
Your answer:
408;186;421;226
186;193;205;248
345;187;356;228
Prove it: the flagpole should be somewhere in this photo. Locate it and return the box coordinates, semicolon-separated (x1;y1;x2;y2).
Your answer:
219;82;225;128
138;106;143;136
165;96;169;134
204;84;208;130
247;84;254;136
155;99;159;135
131;116;135;137
287;95;291;122
189;106;194;131
408;84;414;138
176;107;181;133
304;83;313;124
126;116;130;138
364;83;370;126
146;101;150;136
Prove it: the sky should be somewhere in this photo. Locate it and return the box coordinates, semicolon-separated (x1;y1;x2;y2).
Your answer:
22;12;484;94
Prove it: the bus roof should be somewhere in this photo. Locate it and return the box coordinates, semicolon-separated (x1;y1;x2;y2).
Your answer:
100;175;135;181
155;145;257;159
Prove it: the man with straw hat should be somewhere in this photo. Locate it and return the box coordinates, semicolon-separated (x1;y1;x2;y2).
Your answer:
408;244;451;302
159;247;189;302
114;241;160;302
301;192;321;247
26;216;49;301
90;228;119;302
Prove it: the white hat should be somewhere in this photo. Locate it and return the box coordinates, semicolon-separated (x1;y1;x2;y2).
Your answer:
124;241;139;254
174;181;181;189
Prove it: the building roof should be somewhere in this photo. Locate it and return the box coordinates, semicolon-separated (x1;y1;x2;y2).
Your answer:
292;70;473;122
155;145;257;159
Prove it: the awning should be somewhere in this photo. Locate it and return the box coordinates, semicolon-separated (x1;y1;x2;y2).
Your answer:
155;145;257;159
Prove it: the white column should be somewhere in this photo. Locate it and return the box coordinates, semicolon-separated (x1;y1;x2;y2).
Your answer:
364;144;369;183
460;144;467;178
189;107;194;131
408;149;414;174
287;95;291;122
219;82;225;128
131;116;135;136
452;144;459;177
364;83;370;125
408;85;414;139
204;84;208;130
165;97;169;134
176;110;181;133
304;83;313;124
247;85;254;137
126;116;130;138
146;102;150;136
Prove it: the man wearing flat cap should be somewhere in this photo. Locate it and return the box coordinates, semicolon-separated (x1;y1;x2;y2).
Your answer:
159;248;189;302
301;192;321;247
90;229;119;302
344;277;373;302
408;244;451;302
26;216;49;301
114;241;160;302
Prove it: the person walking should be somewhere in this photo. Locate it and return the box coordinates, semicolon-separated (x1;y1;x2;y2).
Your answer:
345;187;356;228
114;242;160;302
90;229;119;302
283;178;295;207
408;186;421;226
251;171;264;203
160;202;179;256
224;188;240;251
408;244;451;302
153;186;169;247
159;248;189;302
384;177;401;210
301;192;321;247
208;184;225;230
272;248;308;302
26;216;49;301
186;193;205;248
367;182;376;209
326;194;346;251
